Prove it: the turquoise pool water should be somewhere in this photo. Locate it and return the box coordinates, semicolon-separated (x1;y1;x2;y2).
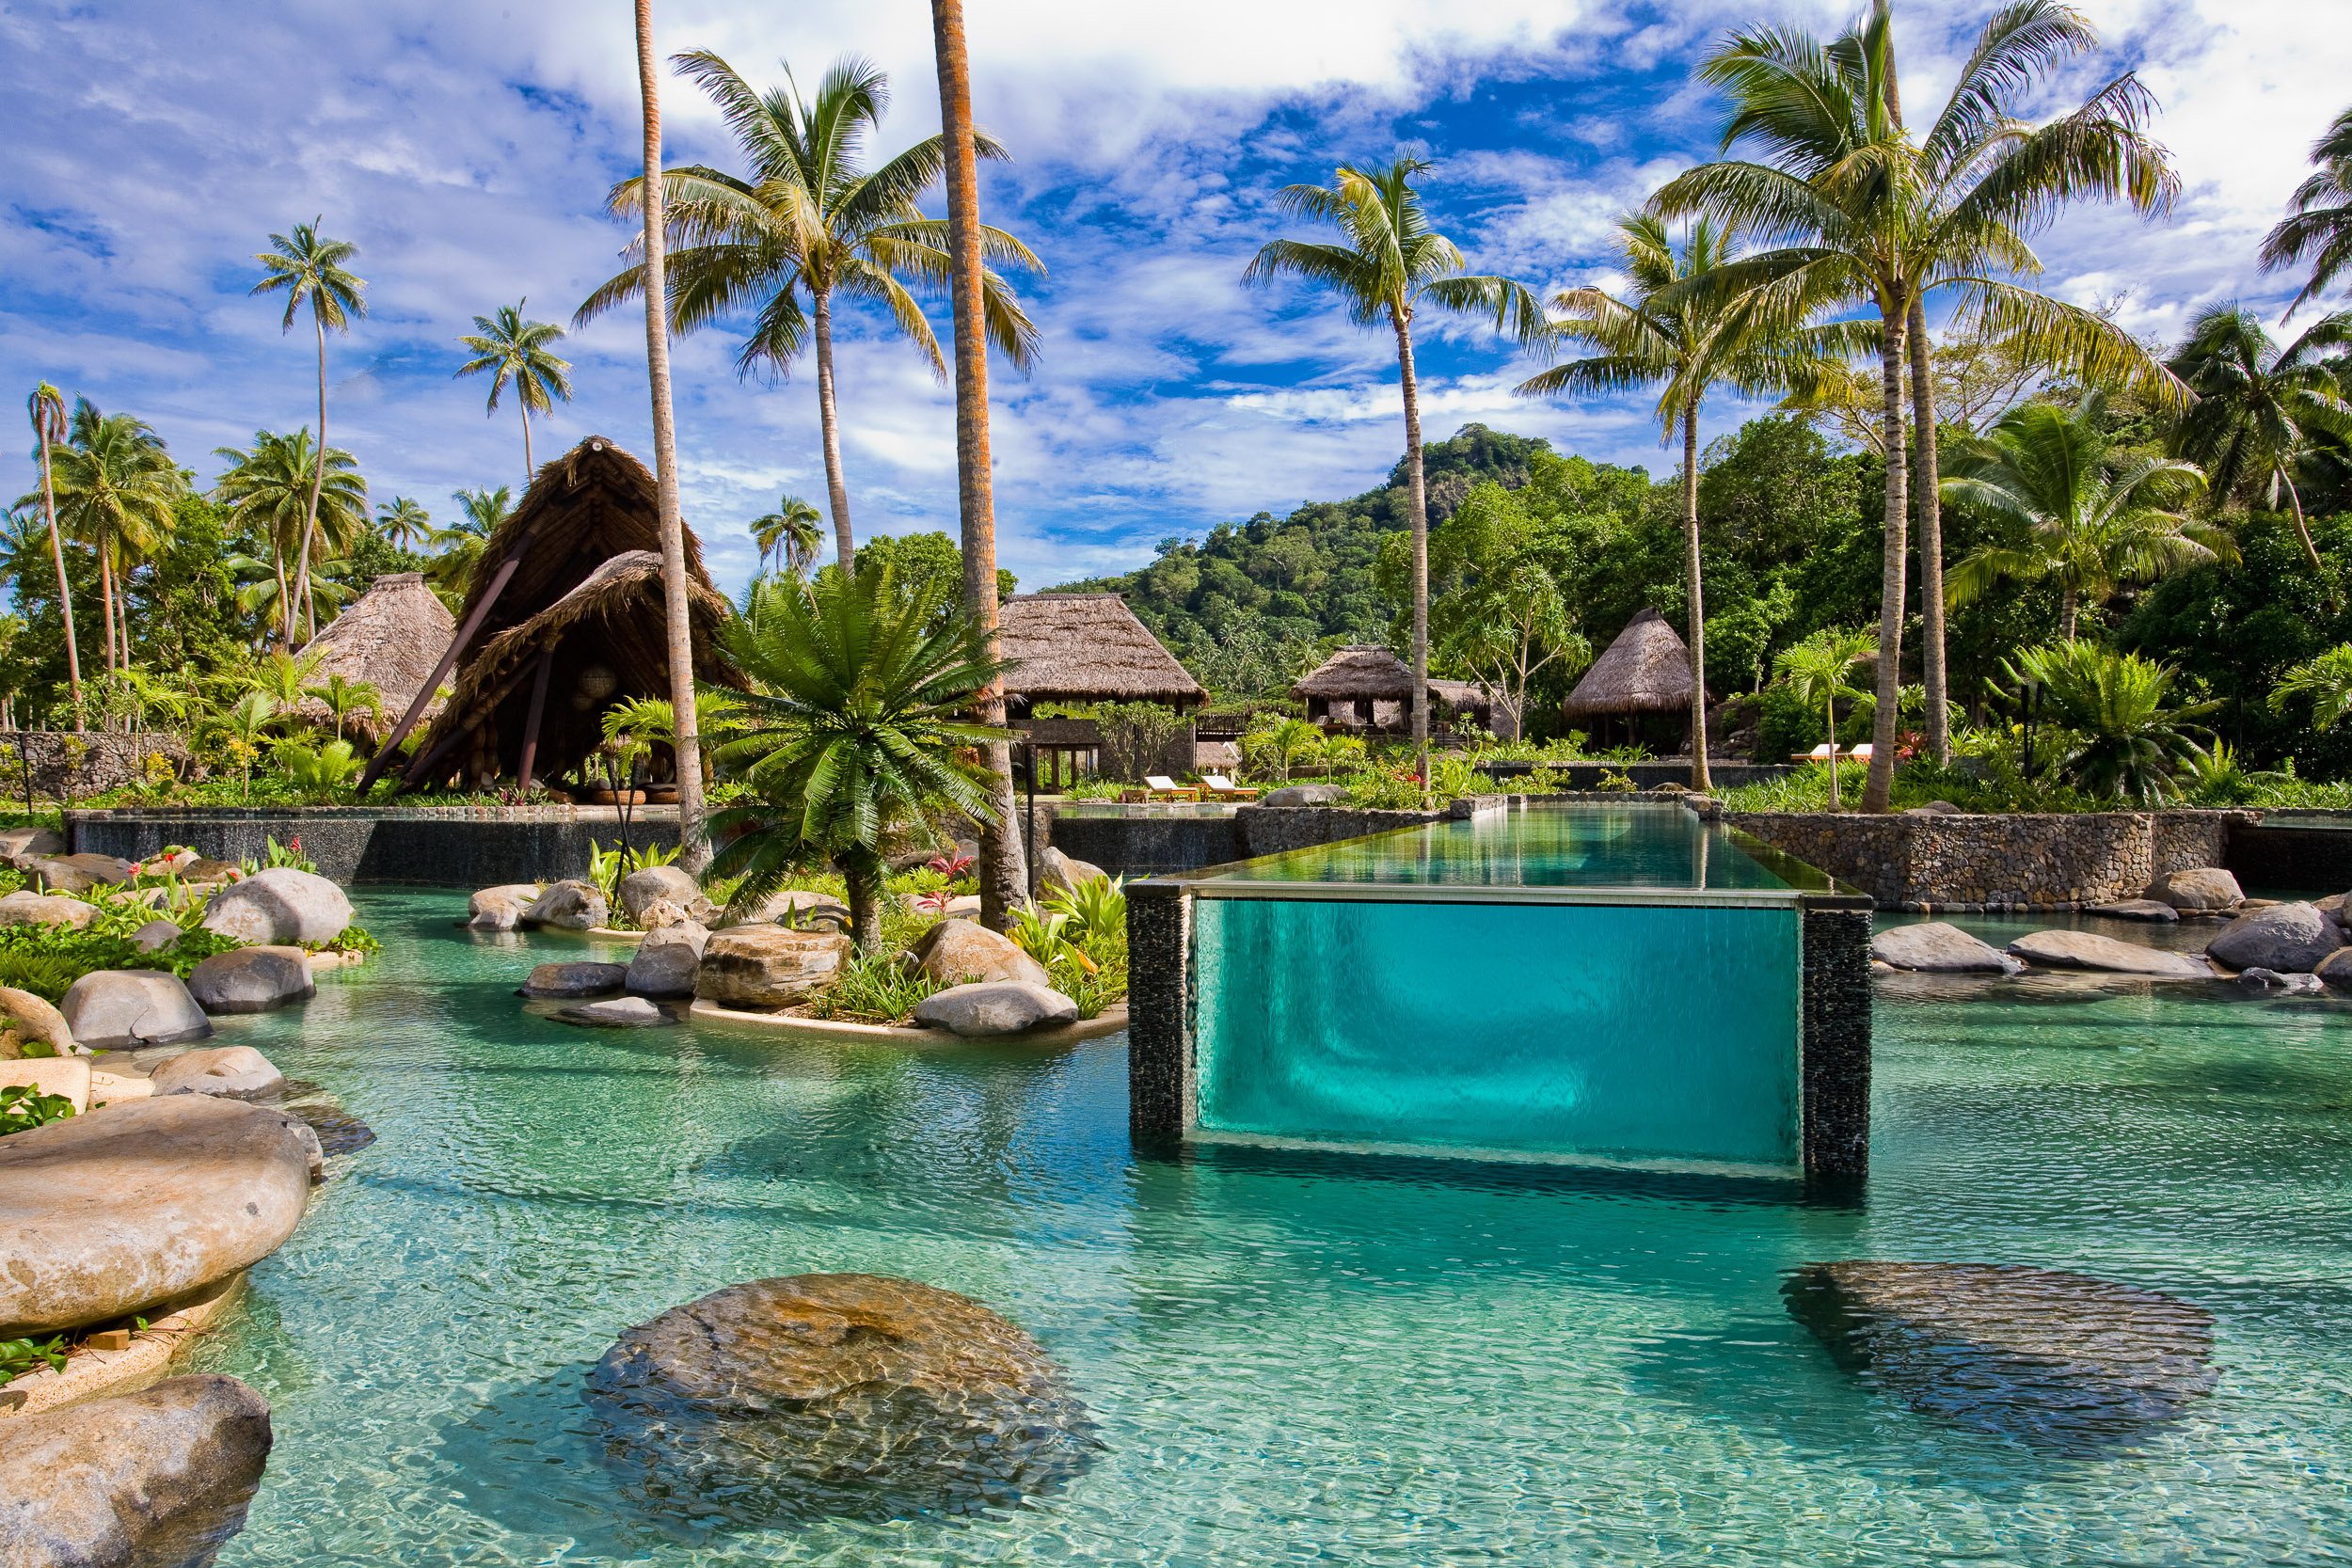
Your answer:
191;892;2352;1565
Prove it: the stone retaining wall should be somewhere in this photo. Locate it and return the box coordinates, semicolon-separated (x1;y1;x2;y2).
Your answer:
0;732;192;799
67;807;681;886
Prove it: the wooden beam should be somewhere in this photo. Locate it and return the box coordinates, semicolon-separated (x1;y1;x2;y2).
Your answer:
358;524;539;791
515;646;557;788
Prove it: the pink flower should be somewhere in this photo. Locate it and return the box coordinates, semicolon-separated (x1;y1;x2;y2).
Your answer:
125;863;143;875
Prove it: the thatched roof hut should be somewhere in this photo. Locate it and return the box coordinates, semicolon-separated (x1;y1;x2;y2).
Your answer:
1291;646;1499;731
294;572;454;736
1561;608;1694;719
999;593;1206;710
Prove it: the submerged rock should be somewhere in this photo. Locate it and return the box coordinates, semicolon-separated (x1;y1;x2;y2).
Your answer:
1869;922;2023;974
913;981;1080;1037
2088;899;2180;923
2146;867;2243;911
61;969;214;1049
582;1274;1097;1525
2204;902;2344;974
150;1044;286;1101
556;995;676;1029
2005;929;2213;978
522;961;628;999
285;1099;377;1159
1785;1260;2217;1446
0;1374;273;1568
201;866;353;946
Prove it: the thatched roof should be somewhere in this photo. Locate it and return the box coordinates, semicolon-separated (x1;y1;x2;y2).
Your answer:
1561;608;1695;717
294;573;455;736
1294;645;1414;700
999;594;1206;708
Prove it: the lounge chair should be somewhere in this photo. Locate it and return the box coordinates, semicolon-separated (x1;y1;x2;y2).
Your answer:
1143;774;1201;801
1199;774;1261;800
1794;743;1840;763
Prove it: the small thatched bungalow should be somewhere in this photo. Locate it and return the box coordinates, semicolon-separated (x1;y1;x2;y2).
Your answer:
294;572;454;737
1560;608;1696;748
998;594;1206;713
377;437;739;792
1292;645;1501;733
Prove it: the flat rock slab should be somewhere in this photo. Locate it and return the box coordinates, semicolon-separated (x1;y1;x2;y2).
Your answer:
2088;899;2180;923
521;961;628;999
1;1056;91;1114
0;1374;272;1566
583;1274;1097;1525
2006;929;2214;978
0;1097;313;1336
2206;902;2344;974
61;969;214;1049
912;981;1082;1037
1870;922;2023;974
186;945;316;1015
1785;1260;2217;1447
150;1045;286;1101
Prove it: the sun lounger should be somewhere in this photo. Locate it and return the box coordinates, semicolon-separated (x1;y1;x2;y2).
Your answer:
1199;774;1261;800
1143;774;1200;801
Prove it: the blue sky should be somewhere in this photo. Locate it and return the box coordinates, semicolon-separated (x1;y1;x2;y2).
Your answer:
4;0;2345;597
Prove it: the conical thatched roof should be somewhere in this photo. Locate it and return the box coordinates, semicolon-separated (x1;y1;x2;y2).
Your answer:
294;572;454;736
999;594;1206;708
1294;645;1414;700
1561;608;1695;717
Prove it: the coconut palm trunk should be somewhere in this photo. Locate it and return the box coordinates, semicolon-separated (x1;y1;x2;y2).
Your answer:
520;399;533;475
812;289;855;568
931;0;1028;926
634;0;708;872
1862;300;1911;813
1391;307;1432;790
31;396;83;725
1679;405;1713;790
290;311;328;646
1906;294;1948;765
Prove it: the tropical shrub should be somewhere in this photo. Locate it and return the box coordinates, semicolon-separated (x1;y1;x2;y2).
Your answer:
2015;641;2216;804
0;1085;76;1136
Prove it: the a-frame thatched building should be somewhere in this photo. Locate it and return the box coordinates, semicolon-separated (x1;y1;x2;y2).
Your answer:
1291;645;1500;733
366;437;739;793
998;593;1206;713
294;572;454;738
1561;608;1695;747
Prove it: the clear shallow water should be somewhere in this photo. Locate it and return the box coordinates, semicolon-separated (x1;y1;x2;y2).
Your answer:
192;893;2352;1566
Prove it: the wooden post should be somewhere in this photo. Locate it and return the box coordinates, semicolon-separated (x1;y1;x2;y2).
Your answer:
516;647;557;788
358;524;539;791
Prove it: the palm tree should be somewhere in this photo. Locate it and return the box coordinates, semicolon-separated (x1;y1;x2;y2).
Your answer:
1944;390;2229;640
2260;105;2352;319
2270;643;2352;731
251;221;366;645
1772;627;1876;810
1652;1;2182;810
1245;155;1546;791
227;550;357;634
25;383;81;721
422;484;511;599
2167;304;2352;579
43;401;187;673
1517;213;1845;789
751;494;824;577
2017;641;2214;804
579;49;1043;571
304;673;384;743
375;496;431;549
214;431;367;641
708;564;1011;948
454;301;573;477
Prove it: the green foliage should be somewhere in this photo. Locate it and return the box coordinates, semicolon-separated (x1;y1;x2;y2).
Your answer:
1043;874;1126;947
239;835;316;875
1094;702;1191;784
1008;906;1089;972
272;739;360;795
803;947;942;1025
585;839;681;923
0;1084;76;1137
318;924;380;956
2014;641;2217;804
852;532;1018;625
0;951;83;1003
0;1332;70;1386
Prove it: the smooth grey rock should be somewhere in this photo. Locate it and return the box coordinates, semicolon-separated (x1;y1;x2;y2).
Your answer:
2088;899;2180;923
150;1044;287;1101
0;1374;273;1567
60;970;214;1050
0;986;75;1057
2205;902;2343;974
1037;847;1106;895
468;882;542;931
2236;967;2324;993
133;917;188;952
912;981;1080;1037
2312;947;2352;990
185;946;315;1015
618;864;703;927
625;922;707;999
696;927;853;1007
1870;922;2023;974
907;918;1050;989
179;858;240;885
2005;929;2214;978
1260;783;1347;807
201;866;353;946
556;995;676;1029
2147;867;2244;911
0;1097;313;1334
523;879;607;931
1900;800;1964;816
521;961;628;999
0;889;99;930
21;855;117;895
582;1274;1096;1525
0;826;65;860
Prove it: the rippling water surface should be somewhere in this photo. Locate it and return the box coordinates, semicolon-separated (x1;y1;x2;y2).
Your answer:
193;892;2352;1565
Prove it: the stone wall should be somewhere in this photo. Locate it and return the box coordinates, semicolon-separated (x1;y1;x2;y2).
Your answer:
0;732;191;800
67;806;681;887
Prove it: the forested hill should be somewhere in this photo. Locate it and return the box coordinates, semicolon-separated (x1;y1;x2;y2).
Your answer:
1050;423;1561;651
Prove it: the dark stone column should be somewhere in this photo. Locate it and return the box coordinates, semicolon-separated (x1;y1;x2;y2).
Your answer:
1799;900;1874;1185
1125;878;1193;1148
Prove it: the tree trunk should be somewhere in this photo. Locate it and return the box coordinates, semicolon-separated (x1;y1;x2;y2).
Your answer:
1907;292;1948;767
2284;473;2326;577
1391;306;1431;797
814;288;855;570
1861;297;1910;814
846;850;884;955
635;0;708;876
1681;404;1710;792
35;430;83;729
97;549;117;675
520;399;533;479
291;313;327;648
2060;587;2078;642
1826;698;1840;811
931;0;1028;927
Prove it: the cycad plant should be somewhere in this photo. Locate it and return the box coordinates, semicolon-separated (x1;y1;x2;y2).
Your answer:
2016;641;2214;804
454;300;573;477
2167;304;2352;578
39;400;187;673
1244;155;1546;792
707;564;1011;948
1772;627;1876;810
251;221;365;644
1944;390;2228;639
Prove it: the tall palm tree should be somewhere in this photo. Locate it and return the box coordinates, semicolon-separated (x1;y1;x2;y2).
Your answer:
1944;390;2228;640
213;432;367;642
43;402;187;673
25;383;81;721
251;221;366;645
1772;627;1875;810
2260;105;2352;319
375;496;432;549
1652;1;2182;810
2167;304;2352;578
1517;213;1846;789
752;493;824;576
1245;156;1546;790
579;50;1044;572
454;300;573;477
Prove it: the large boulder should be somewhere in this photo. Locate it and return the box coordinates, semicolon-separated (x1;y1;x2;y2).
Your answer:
1259;783;1345;807
696;927;853;1008
582;1274;1097;1524
625;921;708;999
185;946;315;1015
913;981;1080;1037
2005;929;2214;979
200;867;353;946
2146;866;2244;911
468;883;543;932
523;879;607;931
0;890;99;930
618;864;709;927
23;854;127;895
179;858;242;887
0;1097;314;1334
0;986;75;1058
150;1045;286;1101
0;1374;273;1568
1869;922;2023;974
907;919;1050;989
60;970;214;1050
1037;847;1106;896
1785;1260;2216;1446
2204;901;2344;974
522;961;628;999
